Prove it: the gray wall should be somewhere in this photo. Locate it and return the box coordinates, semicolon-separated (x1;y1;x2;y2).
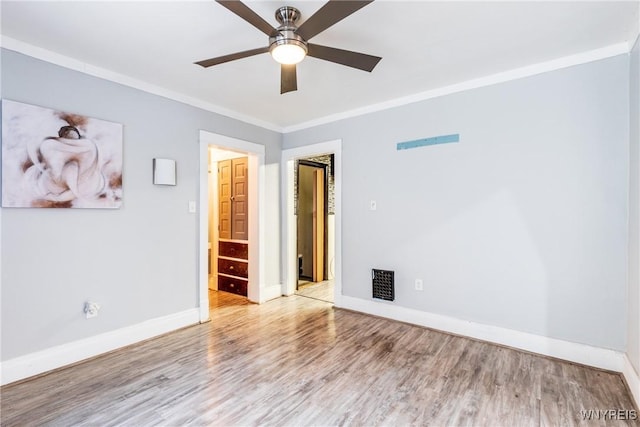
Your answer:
0;49;281;360
1;45;634;363
284;55;629;351
629;36;640;374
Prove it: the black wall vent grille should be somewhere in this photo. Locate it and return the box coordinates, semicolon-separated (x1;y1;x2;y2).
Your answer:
372;269;394;301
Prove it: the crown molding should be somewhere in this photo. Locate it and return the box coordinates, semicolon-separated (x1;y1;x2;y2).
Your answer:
283;42;630;133
0;36;283;133
1;36;631;135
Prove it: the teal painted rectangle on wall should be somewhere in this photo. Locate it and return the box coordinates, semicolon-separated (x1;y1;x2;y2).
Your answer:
397;134;459;151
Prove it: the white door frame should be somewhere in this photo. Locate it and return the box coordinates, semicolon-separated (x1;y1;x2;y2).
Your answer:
281;139;342;306
198;131;266;321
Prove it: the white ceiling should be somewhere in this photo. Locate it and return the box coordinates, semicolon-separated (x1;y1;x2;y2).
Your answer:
1;1;638;131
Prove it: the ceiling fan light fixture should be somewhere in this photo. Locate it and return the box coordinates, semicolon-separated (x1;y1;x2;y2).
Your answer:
197;2;382;93
270;42;307;65
269;6;307;65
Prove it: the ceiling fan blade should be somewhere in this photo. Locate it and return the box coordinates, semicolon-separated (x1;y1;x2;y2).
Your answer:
195;47;269;68
216;1;278;37
307;43;381;72
295;1;373;41
281;64;297;94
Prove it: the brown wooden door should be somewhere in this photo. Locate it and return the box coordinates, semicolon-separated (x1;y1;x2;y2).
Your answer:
218;159;232;239
297;161;327;283
312;169;325;282
297;165;313;279
218;157;248;241
231;157;248;240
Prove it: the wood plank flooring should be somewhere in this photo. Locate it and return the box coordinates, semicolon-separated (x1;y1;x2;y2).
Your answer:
1;291;638;426
296;279;334;303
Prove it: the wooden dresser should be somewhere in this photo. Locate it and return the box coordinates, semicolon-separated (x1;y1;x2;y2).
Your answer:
218;239;248;296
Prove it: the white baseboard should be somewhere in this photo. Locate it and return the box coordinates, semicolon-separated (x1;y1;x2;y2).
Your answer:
259;284;283;303
0;308;200;386
623;354;640;409
338;296;624;372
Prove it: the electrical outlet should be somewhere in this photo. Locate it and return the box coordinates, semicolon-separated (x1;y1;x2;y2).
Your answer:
415;279;423;291
84;301;100;319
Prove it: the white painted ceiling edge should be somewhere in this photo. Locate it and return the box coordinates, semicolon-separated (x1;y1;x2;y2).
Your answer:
284;41;633;133
1;33;637;135
0;37;282;133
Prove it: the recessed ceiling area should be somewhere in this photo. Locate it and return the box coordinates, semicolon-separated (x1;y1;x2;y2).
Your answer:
1;1;638;130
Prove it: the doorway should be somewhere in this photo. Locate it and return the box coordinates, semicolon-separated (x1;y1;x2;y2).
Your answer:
295;158;333;303
297;160;327;283
210;149;250;297
282;140;341;305
199;131;269;320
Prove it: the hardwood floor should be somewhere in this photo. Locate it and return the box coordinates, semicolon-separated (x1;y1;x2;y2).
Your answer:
1;291;638;426
296;279;334;303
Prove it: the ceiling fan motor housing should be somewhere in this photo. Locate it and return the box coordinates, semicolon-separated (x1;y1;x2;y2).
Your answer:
269;6;308;56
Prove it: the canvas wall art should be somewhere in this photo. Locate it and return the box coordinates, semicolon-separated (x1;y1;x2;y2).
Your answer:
1;99;123;208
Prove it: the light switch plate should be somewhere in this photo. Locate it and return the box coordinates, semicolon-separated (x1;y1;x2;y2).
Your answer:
188;201;196;213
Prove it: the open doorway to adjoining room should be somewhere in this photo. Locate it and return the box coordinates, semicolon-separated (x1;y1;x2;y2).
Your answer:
198;131;266;320
295;156;335;303
282;139;342;306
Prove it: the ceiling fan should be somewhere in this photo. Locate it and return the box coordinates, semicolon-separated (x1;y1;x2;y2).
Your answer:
195;0;382;94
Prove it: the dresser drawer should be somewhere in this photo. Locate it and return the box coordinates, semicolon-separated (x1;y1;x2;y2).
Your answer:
218;275;248;296
218;258;248;278
219;241;248;260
